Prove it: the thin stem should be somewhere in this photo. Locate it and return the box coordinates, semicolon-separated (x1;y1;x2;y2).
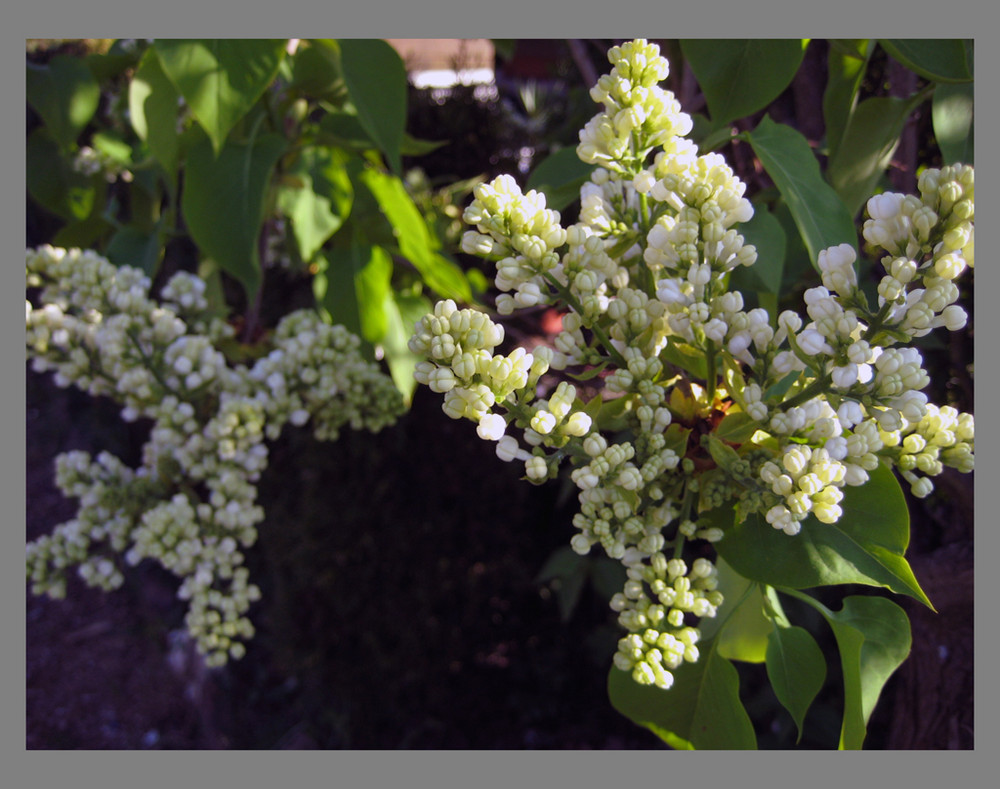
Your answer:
541;272;628;368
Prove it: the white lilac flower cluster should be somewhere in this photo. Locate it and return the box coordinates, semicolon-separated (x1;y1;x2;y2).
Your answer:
26;245;404;667
72;145;134;183
409;40;974;692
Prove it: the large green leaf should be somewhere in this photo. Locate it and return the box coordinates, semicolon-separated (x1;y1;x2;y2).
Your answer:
26;128;100;221
314;241;391;346
680;40;807;128
799;594;911;749
381;290;432;406
154;39;287;155
879;39;973;84
727;205;786;295
359;168;472;302
526;147;596;212
338;39;407;174
712;462;932;607
699;558;771;664
932;82;974;165
608;640;757;749
26;55;101;149
129;48;182;179
745;116;857;269
182;130;288;300
827;90;932;217
105;226;163;277
823;39;875;159
276;147;354;263
288;39;347;102
766;624;826;742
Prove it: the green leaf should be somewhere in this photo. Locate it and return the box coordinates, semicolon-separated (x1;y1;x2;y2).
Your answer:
933;82;974;165
359;168;472;302
728;206;786;295
823;40;874;159
154;39;287;155
800;594;911;749
105;225;163;276
745;116;857;269
26;127;100;221
288;40;346;102
879;39;973;84
659;340;709;379
827;90;932;217
699;559;771;663
608;640;757;749
536;546;588;622
129;48;181;179
766;624;826;742
181;130;288;301
712;463;932;608
380;290;431;406
526;147;596;212
314;241;392;347
338;39;407;174
51;215;114;249
26;55;101;149
714;412;759;445
680;40;807;128
277;147;354;263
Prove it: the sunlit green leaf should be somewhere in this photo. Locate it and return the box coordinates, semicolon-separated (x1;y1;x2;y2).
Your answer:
745;116;857;269
154;39;287;154
338;39;407;174
699;558;771;664
680;39;807;128
129;48;181;179
712;463;932;607
608;640;756;749
381;290;431;406
933;82;974;165
27;55;101;149
277;147;354;263
359;168;472;302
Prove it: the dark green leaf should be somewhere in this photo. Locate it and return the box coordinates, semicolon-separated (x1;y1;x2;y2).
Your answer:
608;640;757;749
359;168;472;302
182;130;288;300
105;226;163;276
933;82;974;165
827;90;932;217
823;40;874;159
288;40;346;102
766;624;826;741
879;39;973;84
728;206;786;295
27;55;101;148
659;340;709;379
800;594;911;749
680;40;807;128
712;463;932;607
526;147;596;212
51;215;114;249
129;48;182;179
338;39;407;174
154;39;287;154
536;546;588;622
746;116;857;269
26;127;100;221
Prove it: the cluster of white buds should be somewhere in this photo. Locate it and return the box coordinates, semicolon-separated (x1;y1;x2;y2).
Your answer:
26;246;405;666
410;39;973;694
